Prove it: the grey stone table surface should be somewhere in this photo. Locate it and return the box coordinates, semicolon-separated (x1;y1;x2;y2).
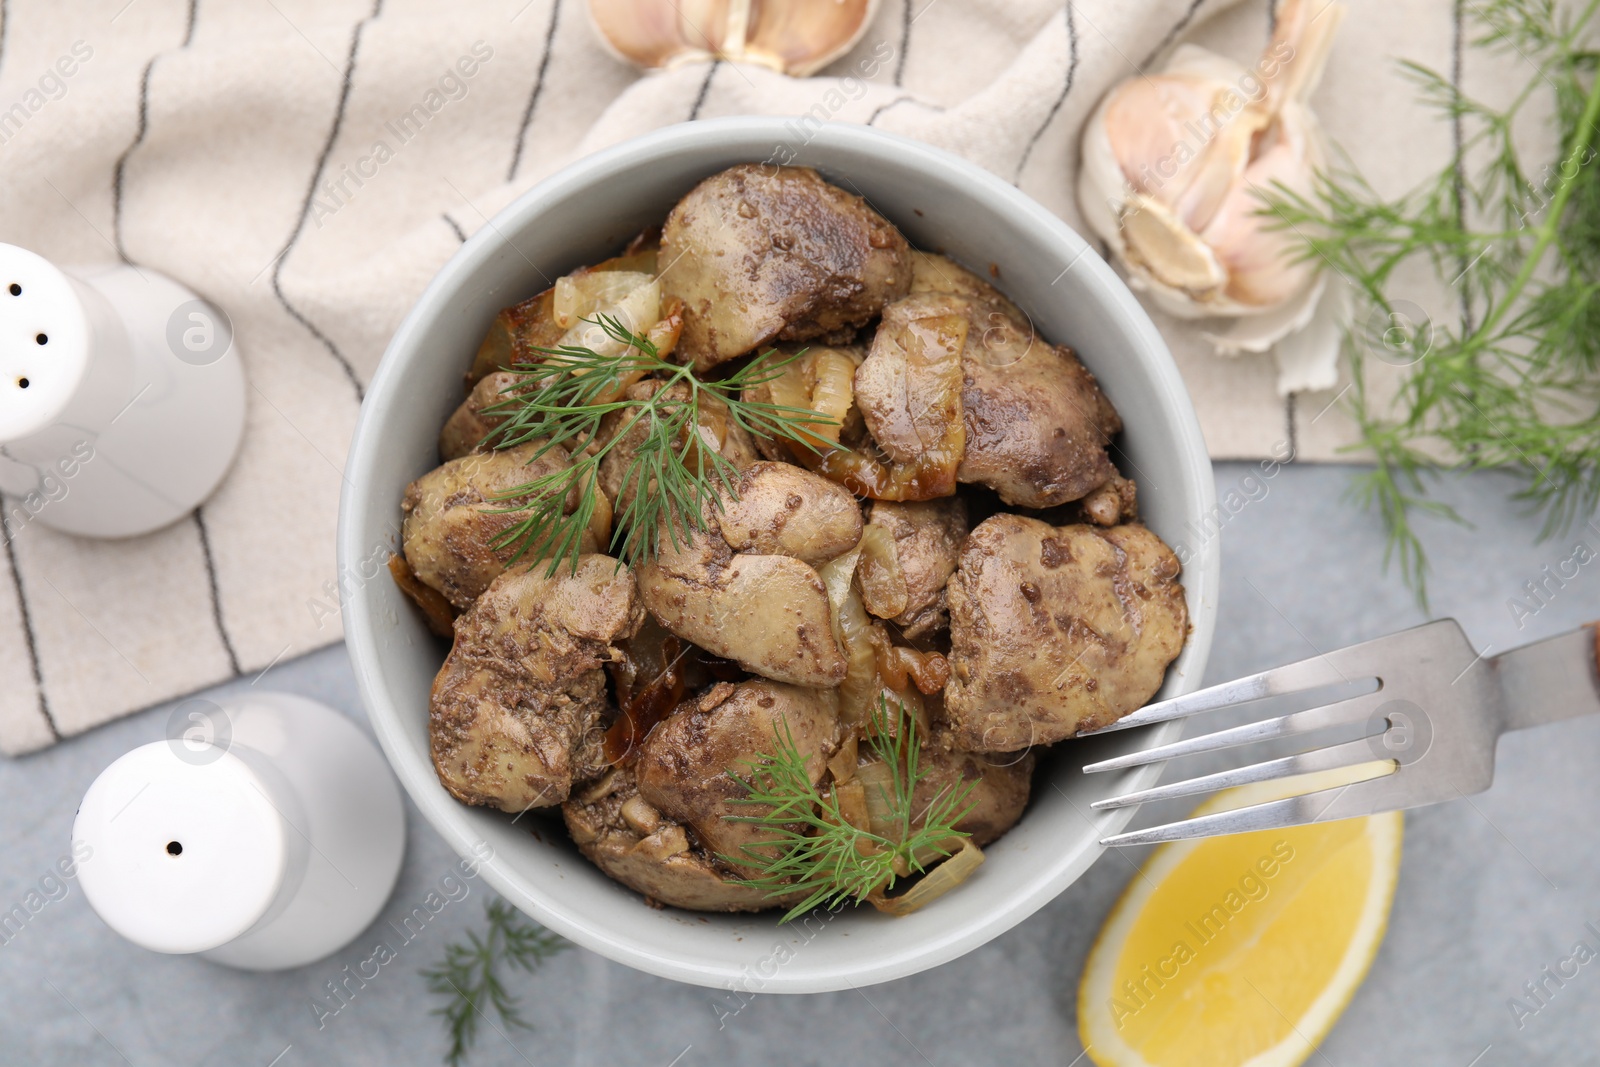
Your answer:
3;463;1598;1067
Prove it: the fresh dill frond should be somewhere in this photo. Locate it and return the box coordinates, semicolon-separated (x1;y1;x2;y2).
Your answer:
722;697;977;924
1265;0;1600;605
479;314;840;574
422;897;569;1067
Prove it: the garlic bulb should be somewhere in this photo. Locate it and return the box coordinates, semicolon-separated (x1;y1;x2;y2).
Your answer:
588;0;879;78
1078;0;1347;393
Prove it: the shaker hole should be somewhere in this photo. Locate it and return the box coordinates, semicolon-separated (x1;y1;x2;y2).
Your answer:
8;284;19;296
16;378;28;389
166;840;183;856
35;333;47;345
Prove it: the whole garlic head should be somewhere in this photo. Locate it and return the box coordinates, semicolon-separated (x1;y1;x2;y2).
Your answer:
1078;0;1347;391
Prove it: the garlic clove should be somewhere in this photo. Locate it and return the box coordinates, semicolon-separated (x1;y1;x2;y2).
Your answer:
1120;194;1229;303
745;0;880;77
1102;74;1225;206
587;0;878;77
1198;110;1321;308
588;1;715;71
1168;101;1272;235
1149;46;1281;236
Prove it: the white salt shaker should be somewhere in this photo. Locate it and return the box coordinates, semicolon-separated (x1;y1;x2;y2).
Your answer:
72;692;406;970
0;244;246;538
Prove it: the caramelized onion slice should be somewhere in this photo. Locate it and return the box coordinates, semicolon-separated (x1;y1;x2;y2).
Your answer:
868;839;985;917
551;278;673;405
802;350;859;442
856;522;908;618
803;306;969;501
832;778;870;838
585;471;614;551
826;731;859;785
870;629;950;696
818;548;878;729
387;553;456;637
764;345;861;448
558;278;661;357
854;759;900;843
553;270;655;329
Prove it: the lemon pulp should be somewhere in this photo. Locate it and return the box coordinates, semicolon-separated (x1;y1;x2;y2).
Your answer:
1078;770;1402;1067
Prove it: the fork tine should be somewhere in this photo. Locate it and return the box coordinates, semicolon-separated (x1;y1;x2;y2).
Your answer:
1082;690;1389;775
1076;655;1359;737
1098;771;1402;846
1089;737;1391;811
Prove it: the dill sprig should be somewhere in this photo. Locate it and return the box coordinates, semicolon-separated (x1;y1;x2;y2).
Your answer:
723;697;977;923
480;315;839;574
422;897;569;1067
1266;0;1600;605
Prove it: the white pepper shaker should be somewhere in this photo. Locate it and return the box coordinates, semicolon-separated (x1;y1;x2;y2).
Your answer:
0;244;246;538
72;692;406;970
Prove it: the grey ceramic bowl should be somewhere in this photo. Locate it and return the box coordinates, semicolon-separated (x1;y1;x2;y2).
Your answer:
339;117;1218;992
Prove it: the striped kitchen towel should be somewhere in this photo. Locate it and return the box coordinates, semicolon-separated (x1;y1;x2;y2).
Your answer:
0;0;1492;751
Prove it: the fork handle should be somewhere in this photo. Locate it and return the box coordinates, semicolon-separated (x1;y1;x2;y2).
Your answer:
1494;623;1600;733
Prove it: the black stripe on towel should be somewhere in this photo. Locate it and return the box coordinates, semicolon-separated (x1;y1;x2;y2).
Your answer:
508;0;563;181
443;213;468;243
193;508;241;676
1013;1;1079;183
867;95;913;125
270;0;388;402
113;59;158;264
1141;0;1210;70
1450;0;1473;333
688;60;720;120
866;94;944;127
894;0;912;85
112;1;199;262
1;511;59;741
106;1;242;672
1285;393;1299;460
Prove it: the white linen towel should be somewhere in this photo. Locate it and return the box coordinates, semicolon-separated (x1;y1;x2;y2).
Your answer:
0;0;1499;751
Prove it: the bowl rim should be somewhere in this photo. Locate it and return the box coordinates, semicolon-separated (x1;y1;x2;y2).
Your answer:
340;116;1218;991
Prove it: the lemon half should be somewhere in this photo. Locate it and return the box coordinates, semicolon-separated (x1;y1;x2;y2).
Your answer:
1078;768;1403;1067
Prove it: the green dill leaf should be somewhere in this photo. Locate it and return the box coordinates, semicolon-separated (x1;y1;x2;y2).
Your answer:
475;314;842;576
422;897;569;1067
1264;2;1600;606
720;696;977;924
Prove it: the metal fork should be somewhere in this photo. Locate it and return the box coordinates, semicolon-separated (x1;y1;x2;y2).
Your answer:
1078;620;1600;846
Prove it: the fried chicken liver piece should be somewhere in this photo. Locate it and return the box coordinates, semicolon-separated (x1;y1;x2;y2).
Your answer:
636;461;863;687
659;164;912;372
429;555;643;811
943;514;1187;751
